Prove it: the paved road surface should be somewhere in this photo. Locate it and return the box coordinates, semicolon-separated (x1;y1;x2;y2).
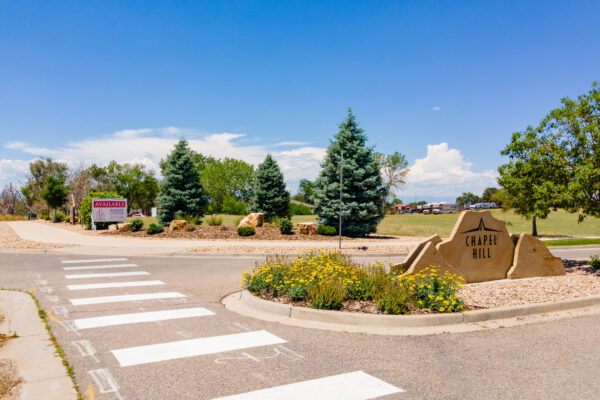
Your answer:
1;253;600;399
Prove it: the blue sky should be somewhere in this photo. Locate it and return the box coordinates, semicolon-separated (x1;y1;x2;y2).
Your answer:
1;1;599;201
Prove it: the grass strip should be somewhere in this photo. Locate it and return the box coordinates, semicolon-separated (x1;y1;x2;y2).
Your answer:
545;238;600;247
1;289;83;400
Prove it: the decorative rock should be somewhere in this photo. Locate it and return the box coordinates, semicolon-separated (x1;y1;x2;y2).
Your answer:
108;224;117;231
507;233;566;279
118;223;130;232
437;210;514;283
169;220;188;231
399;234;443;272
298;222;318;235
237;213;264;228
404;241;464;278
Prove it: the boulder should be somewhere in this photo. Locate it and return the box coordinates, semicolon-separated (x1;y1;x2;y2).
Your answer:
437;210;514;283
507;233;565;279
237;213;264;228
404;241;464;278
298;222;318;235
169;220;188;231
118;223;130;232
108;224;117;231
398;234;443;272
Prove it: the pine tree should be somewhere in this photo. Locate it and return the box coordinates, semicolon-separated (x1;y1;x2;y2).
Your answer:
157;139;208;225
313;109;386;237
250;154;290;220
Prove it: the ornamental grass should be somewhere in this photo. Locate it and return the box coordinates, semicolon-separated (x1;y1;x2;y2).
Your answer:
241;250;465;314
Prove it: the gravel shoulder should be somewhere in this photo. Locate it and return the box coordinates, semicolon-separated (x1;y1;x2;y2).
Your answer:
0;222;71;250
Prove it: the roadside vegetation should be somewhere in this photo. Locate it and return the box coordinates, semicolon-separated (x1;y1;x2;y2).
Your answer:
241;251;465;314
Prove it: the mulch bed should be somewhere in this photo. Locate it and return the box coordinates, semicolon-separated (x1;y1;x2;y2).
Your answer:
101;225;398;241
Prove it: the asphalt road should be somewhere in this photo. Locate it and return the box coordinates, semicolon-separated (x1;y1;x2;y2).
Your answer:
1;252;600;400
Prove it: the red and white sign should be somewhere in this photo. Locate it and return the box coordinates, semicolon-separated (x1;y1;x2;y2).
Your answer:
92;198;128;223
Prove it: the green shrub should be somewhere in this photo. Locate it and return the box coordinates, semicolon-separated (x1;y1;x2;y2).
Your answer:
130;218;144;232
397;267;465;313
376;284;410;314
53;211;67;223
289;202;313;216
238;226;255;236
590;255;600;271
279;218;293;235
206;215;223;226
309;278;345;310
80;191;123;230
222;195;248;215
186;225;196;232
317;225;336;236
147;223;164;235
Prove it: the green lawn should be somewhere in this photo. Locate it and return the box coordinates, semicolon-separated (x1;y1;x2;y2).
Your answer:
544;238;600;247
129;210;600;238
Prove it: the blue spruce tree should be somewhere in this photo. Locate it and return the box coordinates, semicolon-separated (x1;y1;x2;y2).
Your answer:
250;154;290;221
313;109;386;237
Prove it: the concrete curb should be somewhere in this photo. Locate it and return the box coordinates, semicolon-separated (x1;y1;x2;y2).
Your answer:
0;290;77;400
223;290;600;336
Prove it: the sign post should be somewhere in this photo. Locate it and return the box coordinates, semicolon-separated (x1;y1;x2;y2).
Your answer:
91;198;128;232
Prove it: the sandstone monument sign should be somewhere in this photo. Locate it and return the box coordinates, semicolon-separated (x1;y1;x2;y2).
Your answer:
402;210;565;283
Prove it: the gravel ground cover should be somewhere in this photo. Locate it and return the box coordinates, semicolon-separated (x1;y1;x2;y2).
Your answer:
459;260;600;308
0;222;71;250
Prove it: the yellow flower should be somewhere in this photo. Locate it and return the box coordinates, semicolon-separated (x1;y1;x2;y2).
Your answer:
439;307;445;312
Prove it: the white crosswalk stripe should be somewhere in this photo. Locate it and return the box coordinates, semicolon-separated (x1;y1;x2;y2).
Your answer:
212;370;404;400
62;258;128;264
65;271;150;279
73;307;215;329
63;264;138;271
111;330;286;367
67;280;165;291
70;292;186;305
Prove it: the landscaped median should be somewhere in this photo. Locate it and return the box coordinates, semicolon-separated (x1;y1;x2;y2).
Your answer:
222;251;600;335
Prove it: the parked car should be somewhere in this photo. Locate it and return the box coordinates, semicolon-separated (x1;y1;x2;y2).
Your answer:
130;213;147;217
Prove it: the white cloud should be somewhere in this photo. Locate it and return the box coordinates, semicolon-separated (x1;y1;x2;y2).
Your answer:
273;141;309;147
432;106;440;111
1;128;327;191
404;143;498;198
0;159;33;187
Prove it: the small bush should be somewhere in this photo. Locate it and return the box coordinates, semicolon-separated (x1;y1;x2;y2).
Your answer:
590;255;600;271
53;211;67;223
376;284;410;314
206;215;223;226
174;213;202;225
398;267;465;313
279;218;293;235
186;225;196;232
130;218;144;232
238;226;255;236
147;223;164;235
289;202;313;216
222;195;248;215
317;225;336;236
308;278;345;310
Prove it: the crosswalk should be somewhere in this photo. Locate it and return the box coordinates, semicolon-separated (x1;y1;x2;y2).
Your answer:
54;257;403;399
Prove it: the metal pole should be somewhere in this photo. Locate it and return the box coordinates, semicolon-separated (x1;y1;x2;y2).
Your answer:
339;149;343;249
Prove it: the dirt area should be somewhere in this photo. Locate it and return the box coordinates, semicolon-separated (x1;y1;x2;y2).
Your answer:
0;222;71;250
33;219;97;235
459;260;600;308
0;314;21;400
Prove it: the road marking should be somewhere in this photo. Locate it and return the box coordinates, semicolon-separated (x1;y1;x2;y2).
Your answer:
46;295;59;303
212;370;404;400
63;264;138;271
111;330;286;367
88;369;123;400
62;258;128;264
73;340;99;362
46;310;60;323
67;280;165;291
52;305;69;318
73;307;215;329
34;279;48;286
70;292;186;306
65;271;150;279
39;286;54;294
84;385;95;400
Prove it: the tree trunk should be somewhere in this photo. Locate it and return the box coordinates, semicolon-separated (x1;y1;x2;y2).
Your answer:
532;216;538;237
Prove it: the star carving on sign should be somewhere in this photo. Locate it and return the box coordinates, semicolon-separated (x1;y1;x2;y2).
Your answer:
460;218;501;234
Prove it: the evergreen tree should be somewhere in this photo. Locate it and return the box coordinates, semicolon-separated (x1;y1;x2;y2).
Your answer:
157;139;208;225
250;154;290;220
40;176;69;218
313;109;386;237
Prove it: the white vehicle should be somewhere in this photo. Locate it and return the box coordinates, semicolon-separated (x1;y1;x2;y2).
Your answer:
471;202;497;209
